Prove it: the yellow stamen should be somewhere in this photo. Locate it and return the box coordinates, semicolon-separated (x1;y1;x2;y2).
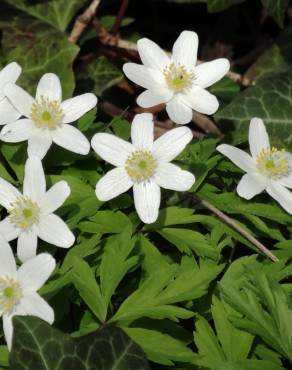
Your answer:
0;276;22;313
125;150;157;182
9;197;40;230
164;63;194;92
256;146;289;178
31;95;63;129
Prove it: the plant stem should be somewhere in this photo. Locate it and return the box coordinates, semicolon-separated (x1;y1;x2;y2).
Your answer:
111;0;129;36
191;193;279;262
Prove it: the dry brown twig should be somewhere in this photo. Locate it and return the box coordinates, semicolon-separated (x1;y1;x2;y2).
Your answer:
191;194;279;263
69;0;101;44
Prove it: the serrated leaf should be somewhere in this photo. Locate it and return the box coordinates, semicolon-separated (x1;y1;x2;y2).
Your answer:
261;0;289;27
72;257;107;322
124;327;198;366
3;0;84;32
100;227;139;311
10;317;150;369
215;72;292;148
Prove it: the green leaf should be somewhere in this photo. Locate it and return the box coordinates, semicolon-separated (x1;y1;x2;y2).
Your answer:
3;0;84;32
158;227;219;259
124;327;198;366
245;26;292;82
78;56;123;97
1;19;79;98
110;254;223;324
100;227;139;312
220;269;292;361
207;0;245;12
261;0;289;27
72;257;107;322
10;317;150;369
80;210;132;234
215;72;292;148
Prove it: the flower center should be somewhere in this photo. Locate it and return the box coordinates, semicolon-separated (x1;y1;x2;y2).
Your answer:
256;147;289;179
125;150;157;182
31;96;63;129
164;63;194;93
0;276;22;313
9;197;40;230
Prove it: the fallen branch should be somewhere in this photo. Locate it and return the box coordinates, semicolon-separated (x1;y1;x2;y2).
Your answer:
69;0;101;44
191;193;279;262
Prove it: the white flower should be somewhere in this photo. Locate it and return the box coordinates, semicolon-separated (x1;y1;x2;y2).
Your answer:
123;31;230;125
217;118;292;214
0;235;55;350
91;113;195;223
0;156;75;262
0;62;22;126
1;73;97;159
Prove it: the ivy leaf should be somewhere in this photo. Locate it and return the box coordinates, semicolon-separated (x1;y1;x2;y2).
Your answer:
10;316;150;370
261;0;289;28
1;19;79;98
78;56;123;97
3;0;84;32
215;73;292;148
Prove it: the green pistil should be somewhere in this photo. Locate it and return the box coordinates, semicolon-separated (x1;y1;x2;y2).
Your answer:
138;160;147;170
4;287;14;298
42;111;52;121
22;208;33;218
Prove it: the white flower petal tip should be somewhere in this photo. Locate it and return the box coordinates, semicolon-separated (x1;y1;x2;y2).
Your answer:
0;62;22;92
236;173;267;200
96;168;133;202
216;144;256;173
36;73;62;102
0;249;55;350
61;93;97;124
172;31;199;69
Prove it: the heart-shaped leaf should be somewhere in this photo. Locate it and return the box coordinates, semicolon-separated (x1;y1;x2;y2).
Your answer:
10;316;150;370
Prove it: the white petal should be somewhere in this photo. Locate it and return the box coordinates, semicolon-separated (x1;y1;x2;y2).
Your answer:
266;181;292;214
155;162;195;191
20;293;54;324
18;253;55;291
137;38;170;71
249;118;270;158
40;181;70;215
194;59;230;88
153;126;193;162
96;167;133;201
131;113;154;151
237;173;267;200
0;178;21;209
0;217;20;241
0;62;21;90
0;98;21;126
36;73;62;103
172;31;198;69
51;124;90;155
27;129;52;159
23;156;46;201
3;314;14;351
166;96;193;125
38;214;75;248
182;86;219;115
279;172;292;188
137;88;172;108
0;119;35;142
4;83;34;118
123;63;165;89
217;144;256;173
61;93;97;124
91;133;133;167
0;234;17;277
17;230;38;263
133;181;161;224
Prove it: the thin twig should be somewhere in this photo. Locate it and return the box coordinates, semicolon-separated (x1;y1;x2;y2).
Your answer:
192;112;223;137
111;0;129;36
68;0;101;44
100;101;205;139
191;193;279;262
